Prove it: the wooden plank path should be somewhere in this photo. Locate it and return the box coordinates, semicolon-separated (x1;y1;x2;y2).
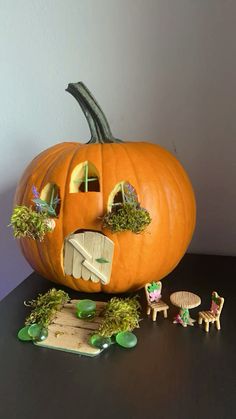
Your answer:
35;299;107;357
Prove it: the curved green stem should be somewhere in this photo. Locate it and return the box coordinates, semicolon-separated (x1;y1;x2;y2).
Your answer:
66;82;122;144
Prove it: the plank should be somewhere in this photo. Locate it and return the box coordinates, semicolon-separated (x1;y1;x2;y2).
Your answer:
35;323;101;356
54;304;104;329
101;237;114;284
72;234;84;279
69;236;92;260
91;233;104;283
64;241;74;275
81;232;95;280
35;299;107;357
82;260;107;284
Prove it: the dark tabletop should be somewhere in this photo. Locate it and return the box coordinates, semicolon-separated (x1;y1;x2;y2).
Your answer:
0;254;235;419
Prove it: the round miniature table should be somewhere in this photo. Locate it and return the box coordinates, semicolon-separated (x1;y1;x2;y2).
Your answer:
170;291;201;327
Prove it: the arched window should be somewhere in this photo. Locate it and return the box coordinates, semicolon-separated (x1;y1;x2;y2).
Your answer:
39;183;60;216
70;161;100;193
107;181;138;212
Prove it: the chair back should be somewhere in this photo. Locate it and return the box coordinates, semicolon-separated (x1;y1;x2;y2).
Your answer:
145;281;162;304
210;291;224;317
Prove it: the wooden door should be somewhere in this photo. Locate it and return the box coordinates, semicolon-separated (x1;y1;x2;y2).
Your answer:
64;232;114;285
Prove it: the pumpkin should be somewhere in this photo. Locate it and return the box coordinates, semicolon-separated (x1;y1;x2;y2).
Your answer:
14;82;196;293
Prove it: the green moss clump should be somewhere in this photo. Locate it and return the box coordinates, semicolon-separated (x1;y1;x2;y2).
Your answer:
102;203;151;234
98;296;141;338
10;205;53;241
25;289;70;327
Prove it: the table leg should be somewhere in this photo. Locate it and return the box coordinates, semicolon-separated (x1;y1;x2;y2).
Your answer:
188;317;196;326
173;308;194;327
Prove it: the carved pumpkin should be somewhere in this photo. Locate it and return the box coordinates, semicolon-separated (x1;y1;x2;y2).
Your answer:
14;82;196;293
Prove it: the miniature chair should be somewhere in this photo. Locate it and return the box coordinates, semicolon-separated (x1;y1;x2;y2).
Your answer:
145;281;169;321
198;291;224;332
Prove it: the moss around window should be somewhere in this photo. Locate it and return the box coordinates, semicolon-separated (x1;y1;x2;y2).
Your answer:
10;206;54;241
32;184;60;217
70;161;100;193
103;182;151;234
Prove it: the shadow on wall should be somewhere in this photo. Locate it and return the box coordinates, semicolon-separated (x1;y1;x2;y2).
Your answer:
0;186;32;301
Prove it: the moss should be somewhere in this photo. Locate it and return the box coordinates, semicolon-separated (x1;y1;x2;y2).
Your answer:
102;203;151;234
25;288;70;327
10;205;53;241
98;296;141;338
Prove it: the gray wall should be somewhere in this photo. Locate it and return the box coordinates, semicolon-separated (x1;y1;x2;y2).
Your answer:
1;0;236;299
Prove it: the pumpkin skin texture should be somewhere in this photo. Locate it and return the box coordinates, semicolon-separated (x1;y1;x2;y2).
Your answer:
14;83;196;293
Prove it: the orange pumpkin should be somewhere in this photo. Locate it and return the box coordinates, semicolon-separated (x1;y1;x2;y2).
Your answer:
14;82;196;293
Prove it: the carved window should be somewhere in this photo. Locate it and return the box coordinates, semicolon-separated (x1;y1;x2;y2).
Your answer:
70;161;100;193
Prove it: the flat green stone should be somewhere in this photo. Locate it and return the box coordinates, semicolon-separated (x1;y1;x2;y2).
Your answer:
77;310;96;319
17;326;31;341
76;299;96;313
28;323;42;339
28;324;48;341
89;334;111;349
36;327;48;342
115;331;137;348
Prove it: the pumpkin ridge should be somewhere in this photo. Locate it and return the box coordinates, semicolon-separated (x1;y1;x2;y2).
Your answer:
164;155;196;256
18;148;64;277
122;143;145;283
17;143;77;204
40;148;75;282
60;143;85;290
153;158;171;278
151;147;187;276
123;143;171;281
33;148;67;280
130;144;166;283
19;148;63;278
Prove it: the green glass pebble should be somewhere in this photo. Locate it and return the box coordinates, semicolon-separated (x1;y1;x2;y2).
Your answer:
28;323;48;341
115;331;137;348
28;323;42;339
89;334;111;349
76;299;96;319
17;326;32;342
76;299;96;313
36;327;48;342
77;310;96;319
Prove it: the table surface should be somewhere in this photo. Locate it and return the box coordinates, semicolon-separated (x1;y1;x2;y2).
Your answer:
0;254;235;419
170;290;201;309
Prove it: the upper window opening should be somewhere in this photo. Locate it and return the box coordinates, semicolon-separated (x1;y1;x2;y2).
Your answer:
39;183;60;217
70;161;100;193
107;181;138;212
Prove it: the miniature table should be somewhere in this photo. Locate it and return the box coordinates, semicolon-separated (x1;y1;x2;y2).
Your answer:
170;291;201;327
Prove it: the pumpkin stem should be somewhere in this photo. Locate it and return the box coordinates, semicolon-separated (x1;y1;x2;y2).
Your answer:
66;82;122;144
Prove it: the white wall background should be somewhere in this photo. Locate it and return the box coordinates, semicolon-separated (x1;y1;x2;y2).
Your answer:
0;0;236;299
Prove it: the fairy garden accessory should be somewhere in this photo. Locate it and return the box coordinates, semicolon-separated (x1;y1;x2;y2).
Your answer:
145;281;169;321
97;296;140;337
198;291;224;332
76;299;96;319
115;331;137;348
89;296;140;350
89;334;112;350
170;291;201;327
12;80;196;293
17;289;70;342
18;290;140;356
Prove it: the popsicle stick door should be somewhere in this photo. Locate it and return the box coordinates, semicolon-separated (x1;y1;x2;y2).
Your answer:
64;231;114;285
